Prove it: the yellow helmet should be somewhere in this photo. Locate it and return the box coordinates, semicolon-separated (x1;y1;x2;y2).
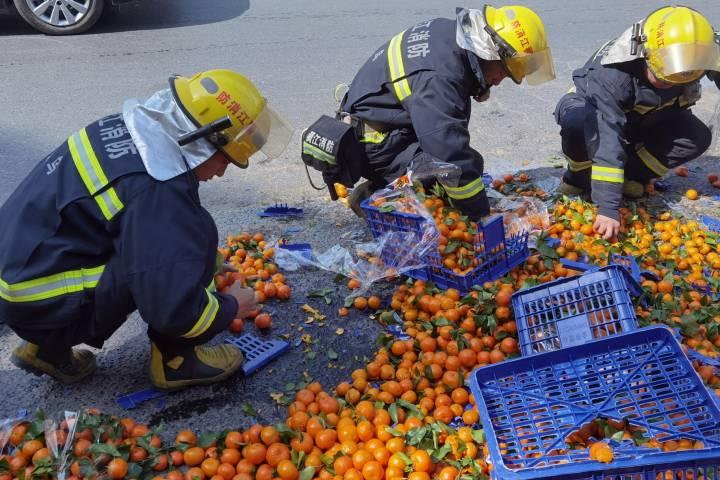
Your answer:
642;6;720;85
483;4;555;85
170;69;293;168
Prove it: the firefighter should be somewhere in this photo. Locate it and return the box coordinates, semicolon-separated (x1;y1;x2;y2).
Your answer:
0;69;293;389
336;4;555;219
555;6;720;239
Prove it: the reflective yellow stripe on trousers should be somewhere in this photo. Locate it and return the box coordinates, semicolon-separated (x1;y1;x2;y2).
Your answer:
591;165;624;183
0;265;105;302
182;286;220;339
443;177;485;200
635;144;669;176
387;31;412;101
565;154;592;172
68;129;124;220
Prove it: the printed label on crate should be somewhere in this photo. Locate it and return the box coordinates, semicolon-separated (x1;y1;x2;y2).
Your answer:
556;315;594;347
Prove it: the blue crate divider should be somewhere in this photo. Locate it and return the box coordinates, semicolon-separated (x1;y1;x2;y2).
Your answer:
117;389;166;410
608;253;642;283
257;203;304;218
468;326;720;480
225;334;290;375
513;265;640;356
361;198;529;293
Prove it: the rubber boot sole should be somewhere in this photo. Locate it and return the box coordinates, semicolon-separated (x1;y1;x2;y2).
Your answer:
151;352;245;392
10;352;96;384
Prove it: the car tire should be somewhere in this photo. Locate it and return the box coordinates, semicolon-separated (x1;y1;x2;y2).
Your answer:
13;0;104;35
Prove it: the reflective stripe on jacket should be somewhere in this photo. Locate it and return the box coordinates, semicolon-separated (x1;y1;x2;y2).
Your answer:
566;39;704;219
342;18;489;218
0;114;236;339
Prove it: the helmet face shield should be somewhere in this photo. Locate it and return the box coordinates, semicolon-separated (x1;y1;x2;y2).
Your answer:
647;42;720;84
221;102;294;167
504;47;556;85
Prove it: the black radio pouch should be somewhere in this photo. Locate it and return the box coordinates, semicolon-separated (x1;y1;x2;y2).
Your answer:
301;115;363;199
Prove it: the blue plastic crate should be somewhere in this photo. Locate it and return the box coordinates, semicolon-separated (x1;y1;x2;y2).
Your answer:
701;215;720;233
361;198;529;293
687;347;720;369
513;265;640;356
468;326;720;480
225;334;290;375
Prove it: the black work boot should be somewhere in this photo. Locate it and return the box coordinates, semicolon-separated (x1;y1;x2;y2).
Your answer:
149;342;244;391
349;181;376;219
11;342;96;384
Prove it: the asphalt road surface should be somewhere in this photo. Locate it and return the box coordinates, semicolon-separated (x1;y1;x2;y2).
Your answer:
1;0;719;434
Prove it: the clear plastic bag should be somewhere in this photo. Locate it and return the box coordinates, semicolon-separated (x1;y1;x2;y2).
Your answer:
277;228;439;298
44;410;80;480
278;155;460;295
493;196;551;236
0;414;27;454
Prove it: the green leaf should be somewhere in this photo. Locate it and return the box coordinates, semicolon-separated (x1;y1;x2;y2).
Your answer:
386;402;399;424
425;365;434;381
89;443;122;458
396;399;423;418
306;351;318;360
610;430;625;442
300;467;316;480
78;458;96;477
275;423;299;439
30;458;53;477
396;451;413;467
0;458;10;474
379;204;396;213
444;240;461;255
432;444;453;461
344;297;354;308
472;429;485;443
632;431;650;446
127;462;143;479
198;431;219;449
536;239;559;260
308;288;334;298
383;426;403;437
240;403;258;418
327;349;338;361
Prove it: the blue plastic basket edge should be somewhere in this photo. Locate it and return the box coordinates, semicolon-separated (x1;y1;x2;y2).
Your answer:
469;326;720;479
512;264;640;356
360;198;529;291
486;448;720;480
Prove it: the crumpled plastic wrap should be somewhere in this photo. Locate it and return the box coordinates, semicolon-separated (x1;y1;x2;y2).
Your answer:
276;228;439;298
277;156;455;296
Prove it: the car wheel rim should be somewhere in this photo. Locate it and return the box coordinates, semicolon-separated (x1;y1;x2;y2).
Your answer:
24;0;91;27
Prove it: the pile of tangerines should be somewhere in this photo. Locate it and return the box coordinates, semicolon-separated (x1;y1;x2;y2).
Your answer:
216;232;292;332
3;190;720;480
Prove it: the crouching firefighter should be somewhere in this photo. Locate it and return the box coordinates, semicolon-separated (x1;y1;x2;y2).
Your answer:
0;69;293;389
555;6;720;239
301;4;554;219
